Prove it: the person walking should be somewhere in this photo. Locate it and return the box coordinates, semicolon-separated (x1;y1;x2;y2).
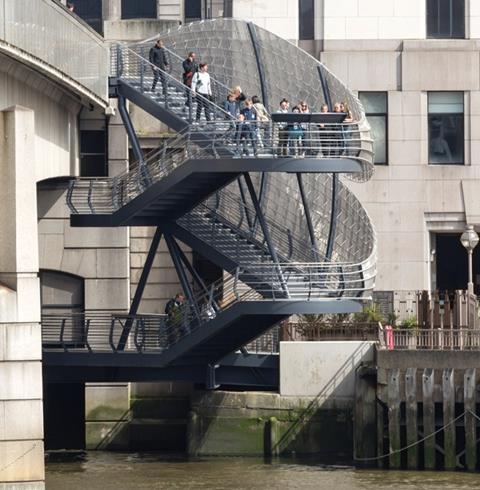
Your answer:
191;63;213;122
182;52;198;108
149;40;169;94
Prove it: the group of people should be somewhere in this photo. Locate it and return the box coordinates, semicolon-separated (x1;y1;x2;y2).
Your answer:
147;39;356;157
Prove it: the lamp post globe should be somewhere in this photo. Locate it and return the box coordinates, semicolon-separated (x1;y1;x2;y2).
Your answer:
460;225;479;295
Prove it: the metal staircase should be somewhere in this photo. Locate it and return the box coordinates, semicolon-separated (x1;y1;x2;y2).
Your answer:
48;19;377;387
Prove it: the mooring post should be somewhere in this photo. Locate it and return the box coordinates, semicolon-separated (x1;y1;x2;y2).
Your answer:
354;365;377;466
422;368;436;470
388;369;401;469
405;368;418;470
376;399;385;469
464;368;477;472
443;368;456;471
264;416;280;457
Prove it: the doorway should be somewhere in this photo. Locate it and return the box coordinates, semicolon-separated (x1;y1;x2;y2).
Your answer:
435;233;479;294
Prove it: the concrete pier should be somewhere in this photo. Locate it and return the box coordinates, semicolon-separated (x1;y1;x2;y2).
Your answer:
0;107;44;488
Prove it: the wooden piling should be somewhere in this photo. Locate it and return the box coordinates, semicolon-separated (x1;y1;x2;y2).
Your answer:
388;369;401;469
354;366;377;466
464;368;476;471
422;368;435;470
405;368;418;469
443;368;456;471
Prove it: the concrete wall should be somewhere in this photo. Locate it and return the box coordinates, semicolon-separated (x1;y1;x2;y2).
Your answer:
0;107;44;488
232;0;299;40
0;55;81;182
280;341;375;399
320;38;480;292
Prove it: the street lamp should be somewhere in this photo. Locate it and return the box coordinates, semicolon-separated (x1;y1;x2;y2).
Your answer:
460;225;479;295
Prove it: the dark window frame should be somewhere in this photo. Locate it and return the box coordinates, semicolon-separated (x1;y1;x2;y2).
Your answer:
426;0;465;39
359;91;388;166
80;128;108;177
121;0;157;19
428;91;464;166
299;0;315;40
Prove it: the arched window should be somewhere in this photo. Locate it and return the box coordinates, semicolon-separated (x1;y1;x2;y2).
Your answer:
40;270;84;315
40;270;85;347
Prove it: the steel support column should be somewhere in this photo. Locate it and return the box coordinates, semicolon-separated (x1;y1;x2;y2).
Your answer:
325;174;339;260
170;238;219;310
118;94;144;165
164;233;200;321
317;65;333;111
243;172;289;297
296;173;320;261
237;177;254;231
247;22;269;110
117;227;162;350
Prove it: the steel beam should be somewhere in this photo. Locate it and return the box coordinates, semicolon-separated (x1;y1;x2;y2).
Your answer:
164;232;200;321
118;93;144;164
243;172;290;298
296;173;320;261
117;228;162;351
247;22;269;110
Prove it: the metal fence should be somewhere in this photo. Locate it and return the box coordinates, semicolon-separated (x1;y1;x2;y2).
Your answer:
0;0;109;102
379;328;480;351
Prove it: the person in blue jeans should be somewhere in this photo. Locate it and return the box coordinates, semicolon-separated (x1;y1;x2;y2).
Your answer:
236;98;258;157
287;106;305;156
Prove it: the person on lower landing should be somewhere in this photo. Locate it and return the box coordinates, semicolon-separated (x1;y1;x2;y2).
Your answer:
237;99;258;157
149;39;169;94
165;292;185;345
191;63;212;122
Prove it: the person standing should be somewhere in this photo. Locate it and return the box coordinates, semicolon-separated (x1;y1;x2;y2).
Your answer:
182;52;198;107
165;293;186;345
149;40;169;94
276;98;290;156
237;98;258;157
252;95;269;147
191;63;212;122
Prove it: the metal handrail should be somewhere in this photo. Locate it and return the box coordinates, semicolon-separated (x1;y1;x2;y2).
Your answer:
41;258;374;354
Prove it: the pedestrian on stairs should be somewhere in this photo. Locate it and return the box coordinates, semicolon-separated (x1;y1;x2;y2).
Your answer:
192;63;213;122
182;52;198;108
149;39;169;94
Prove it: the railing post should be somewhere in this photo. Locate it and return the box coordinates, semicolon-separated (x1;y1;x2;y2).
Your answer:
140;47;145;93
60;319;66;352
109;319;117;352
84;318;92;353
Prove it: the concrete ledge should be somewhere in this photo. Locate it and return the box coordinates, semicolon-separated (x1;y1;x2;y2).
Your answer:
0;483;45;490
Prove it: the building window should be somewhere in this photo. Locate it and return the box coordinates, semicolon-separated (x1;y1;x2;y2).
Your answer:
359;92;388;165
299;0;314;40
121;0;156;19
428;92;464;165
427;0;465;39
185;0;202;21
80;130;107;176
70;0;103;34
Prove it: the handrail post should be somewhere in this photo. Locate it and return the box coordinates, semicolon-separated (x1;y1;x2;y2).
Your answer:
60;319;66;352
109;319;117;352
84;318;92;353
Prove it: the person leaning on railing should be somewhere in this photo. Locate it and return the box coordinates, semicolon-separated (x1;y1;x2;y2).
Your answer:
236;98;258;157
165;293;185;345
287;106;305;157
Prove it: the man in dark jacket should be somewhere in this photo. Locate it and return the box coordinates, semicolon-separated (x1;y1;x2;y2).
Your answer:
165;292;185;344
149;39;169;94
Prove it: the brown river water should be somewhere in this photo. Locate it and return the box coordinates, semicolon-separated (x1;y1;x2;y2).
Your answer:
45;452;480;490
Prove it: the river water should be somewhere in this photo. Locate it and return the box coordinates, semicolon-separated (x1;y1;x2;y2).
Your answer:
45;452;479;490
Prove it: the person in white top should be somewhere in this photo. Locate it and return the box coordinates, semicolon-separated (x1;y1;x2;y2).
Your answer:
191;63;213;122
